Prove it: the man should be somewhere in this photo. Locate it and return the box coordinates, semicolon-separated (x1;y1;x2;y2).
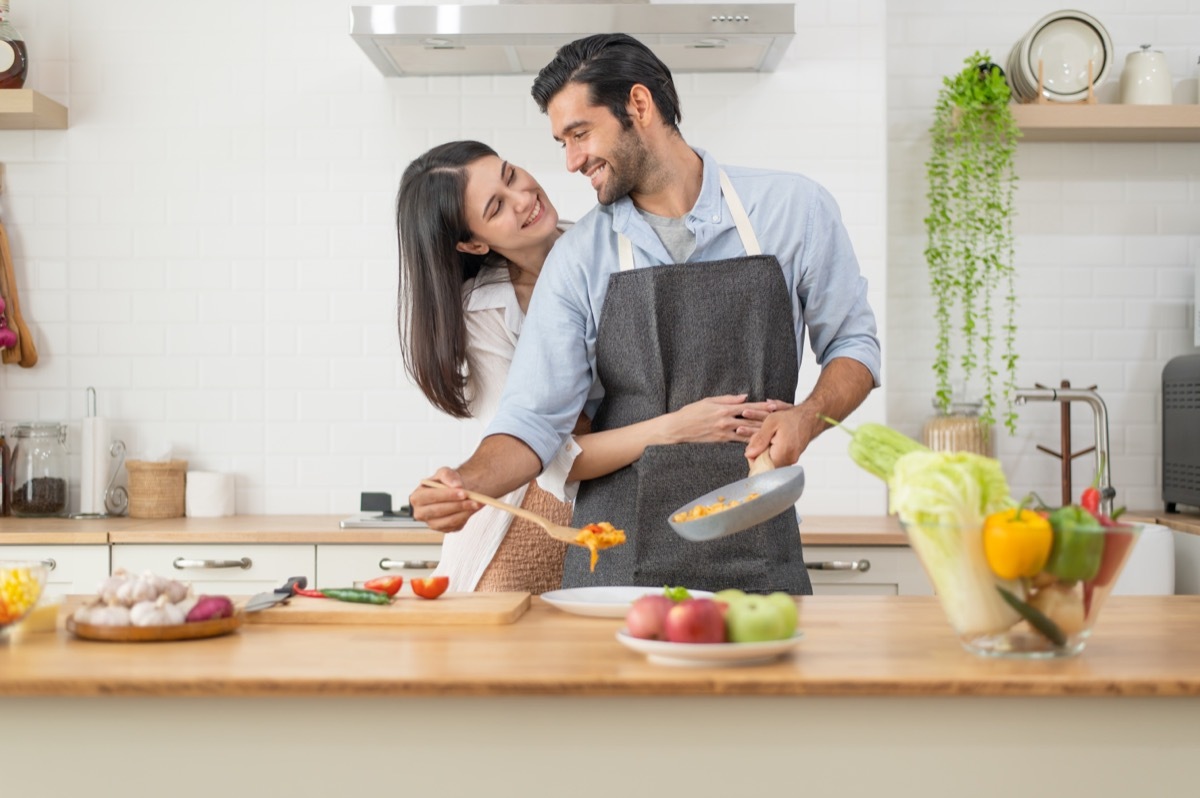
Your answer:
410;34;879;594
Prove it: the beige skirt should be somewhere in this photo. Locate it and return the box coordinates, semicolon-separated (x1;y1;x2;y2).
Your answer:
475;481;569;595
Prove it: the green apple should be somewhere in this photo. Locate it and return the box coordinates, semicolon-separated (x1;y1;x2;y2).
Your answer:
713;588;747;607
724;594;788;643
764;592;798;637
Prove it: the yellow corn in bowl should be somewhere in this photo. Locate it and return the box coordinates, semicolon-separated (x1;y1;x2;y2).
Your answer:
0;561;50;635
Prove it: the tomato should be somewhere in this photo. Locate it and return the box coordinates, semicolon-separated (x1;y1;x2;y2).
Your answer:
410;575;449;600
363;575;404;597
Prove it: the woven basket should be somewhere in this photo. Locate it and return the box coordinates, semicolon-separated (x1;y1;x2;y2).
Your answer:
126;459;188;518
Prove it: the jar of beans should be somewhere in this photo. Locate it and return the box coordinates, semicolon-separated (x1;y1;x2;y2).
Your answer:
9;422;69;517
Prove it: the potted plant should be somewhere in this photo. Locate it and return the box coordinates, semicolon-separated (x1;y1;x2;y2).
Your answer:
924;51;1022;438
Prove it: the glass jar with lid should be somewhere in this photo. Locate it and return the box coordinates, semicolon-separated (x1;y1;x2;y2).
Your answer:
922;398;994;457
8;422;69;517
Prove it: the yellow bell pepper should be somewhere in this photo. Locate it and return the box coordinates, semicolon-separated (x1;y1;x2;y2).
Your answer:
983;507;1053;580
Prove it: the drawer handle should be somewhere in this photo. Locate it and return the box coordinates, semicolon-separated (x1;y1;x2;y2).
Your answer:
41;558;57;571
379;558;439;571
807;559;870;573
172;557;253;570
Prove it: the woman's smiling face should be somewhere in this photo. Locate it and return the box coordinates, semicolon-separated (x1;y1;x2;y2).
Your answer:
457;155;559;261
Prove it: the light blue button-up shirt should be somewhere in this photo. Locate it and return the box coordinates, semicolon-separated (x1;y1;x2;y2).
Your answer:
486;148;881;467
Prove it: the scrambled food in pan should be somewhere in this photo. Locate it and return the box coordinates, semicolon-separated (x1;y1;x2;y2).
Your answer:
672;493;761;523
574;522;627;572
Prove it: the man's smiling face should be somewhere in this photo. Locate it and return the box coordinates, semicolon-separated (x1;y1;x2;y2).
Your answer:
547;81;652;206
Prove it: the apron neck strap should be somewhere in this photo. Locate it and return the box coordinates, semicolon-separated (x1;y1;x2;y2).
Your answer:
718;169;761;257
617;169;760;272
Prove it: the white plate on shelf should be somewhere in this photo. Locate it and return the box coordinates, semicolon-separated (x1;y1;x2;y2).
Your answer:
615;630;805;667
541;586;713;618
1020;10;1111;102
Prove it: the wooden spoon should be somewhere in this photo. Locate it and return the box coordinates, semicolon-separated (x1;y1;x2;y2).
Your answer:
420;479;584;546
0;218;37;367
747;450;775;477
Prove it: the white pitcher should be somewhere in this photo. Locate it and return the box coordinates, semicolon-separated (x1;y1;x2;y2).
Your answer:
1120;44;1172;104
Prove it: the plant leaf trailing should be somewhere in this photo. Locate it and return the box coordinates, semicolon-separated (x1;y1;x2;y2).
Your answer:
924;52;1021;434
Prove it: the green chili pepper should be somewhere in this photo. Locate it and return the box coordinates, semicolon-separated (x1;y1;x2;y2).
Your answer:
294;585;392;605
997;586;1067;647
1045;505;1105;582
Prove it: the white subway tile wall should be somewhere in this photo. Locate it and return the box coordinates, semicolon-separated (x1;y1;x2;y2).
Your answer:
0;1;888;515
889;1;1200;512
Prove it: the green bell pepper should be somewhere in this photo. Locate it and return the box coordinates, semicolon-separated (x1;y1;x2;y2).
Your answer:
1045;506;1105;582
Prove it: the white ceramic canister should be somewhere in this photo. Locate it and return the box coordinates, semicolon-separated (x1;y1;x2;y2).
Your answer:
1120;44;1172;104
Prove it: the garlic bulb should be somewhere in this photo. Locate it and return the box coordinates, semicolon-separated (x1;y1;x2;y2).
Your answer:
174;593;200;619
98;569;132;605
162;578;189;604
91;602;132;627
130;594;185;627
118;574;160;606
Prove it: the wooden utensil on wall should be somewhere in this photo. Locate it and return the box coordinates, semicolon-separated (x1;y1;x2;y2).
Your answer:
0;215;36;367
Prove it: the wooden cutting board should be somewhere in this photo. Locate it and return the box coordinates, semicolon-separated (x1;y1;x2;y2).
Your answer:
242;592;530;626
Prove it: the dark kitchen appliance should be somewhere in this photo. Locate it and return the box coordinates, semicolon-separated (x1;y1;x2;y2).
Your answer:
340;491;425;529
1163;353;1200;512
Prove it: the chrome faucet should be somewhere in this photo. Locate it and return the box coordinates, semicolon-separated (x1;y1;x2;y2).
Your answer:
1014;386;1116;516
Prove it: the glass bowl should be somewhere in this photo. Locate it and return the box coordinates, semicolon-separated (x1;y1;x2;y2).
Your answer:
902;521;1142;658
0;560;50;636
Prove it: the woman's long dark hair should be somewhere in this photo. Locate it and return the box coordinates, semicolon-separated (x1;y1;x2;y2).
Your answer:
396;140;503;419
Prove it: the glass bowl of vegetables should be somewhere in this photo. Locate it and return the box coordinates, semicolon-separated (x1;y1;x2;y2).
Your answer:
0;560;50;636
904;507;1141;658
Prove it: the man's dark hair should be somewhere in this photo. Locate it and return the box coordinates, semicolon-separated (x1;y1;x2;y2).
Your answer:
531;33;681;133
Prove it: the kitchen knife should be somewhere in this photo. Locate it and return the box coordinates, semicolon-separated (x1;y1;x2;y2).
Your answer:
244;576;307;613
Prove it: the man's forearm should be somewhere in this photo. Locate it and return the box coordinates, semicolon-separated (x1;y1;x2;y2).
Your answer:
797;357;876;439
458;434;543;497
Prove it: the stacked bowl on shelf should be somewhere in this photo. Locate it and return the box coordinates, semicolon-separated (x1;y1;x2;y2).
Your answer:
1006;10;1113;103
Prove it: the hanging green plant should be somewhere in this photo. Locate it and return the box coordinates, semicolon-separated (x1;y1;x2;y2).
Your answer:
924;51;1022;434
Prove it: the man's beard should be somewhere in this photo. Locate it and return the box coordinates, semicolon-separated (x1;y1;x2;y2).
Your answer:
596;128;651;206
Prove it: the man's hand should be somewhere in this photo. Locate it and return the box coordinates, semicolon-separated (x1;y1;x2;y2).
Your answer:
408;435;543;532
409;467;482;532
744;358;875;467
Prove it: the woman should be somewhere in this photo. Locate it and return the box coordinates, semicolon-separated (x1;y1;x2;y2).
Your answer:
396;141;772;593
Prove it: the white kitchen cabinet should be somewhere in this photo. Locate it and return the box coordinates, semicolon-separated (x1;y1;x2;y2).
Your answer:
110;544;315;595
317;544;441;596
0;544;110;598
804;545;932;596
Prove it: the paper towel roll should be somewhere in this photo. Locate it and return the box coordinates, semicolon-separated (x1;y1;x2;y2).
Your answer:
80;416;111;515
185;471;235;517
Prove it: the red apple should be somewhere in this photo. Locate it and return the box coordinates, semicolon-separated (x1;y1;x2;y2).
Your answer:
625;595;674;640
663;598;727;644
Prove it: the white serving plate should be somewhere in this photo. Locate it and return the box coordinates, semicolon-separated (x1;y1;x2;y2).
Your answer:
615;629;805;667
541;586;714;618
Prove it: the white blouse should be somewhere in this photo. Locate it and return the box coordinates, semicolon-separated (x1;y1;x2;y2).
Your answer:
433;270;582;592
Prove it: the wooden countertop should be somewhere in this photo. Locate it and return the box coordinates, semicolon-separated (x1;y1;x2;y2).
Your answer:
4;595;1198;697
1125;510;1200;537
0;515;908;546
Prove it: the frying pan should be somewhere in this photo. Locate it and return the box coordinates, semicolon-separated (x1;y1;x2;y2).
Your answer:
668;453;805;543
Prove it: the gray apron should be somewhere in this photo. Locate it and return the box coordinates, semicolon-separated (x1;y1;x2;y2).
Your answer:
564;171;812;594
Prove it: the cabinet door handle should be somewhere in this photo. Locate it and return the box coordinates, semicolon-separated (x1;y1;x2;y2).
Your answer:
172;557;253;570
379;558;439;571
806;559;870;573
41;558;57;571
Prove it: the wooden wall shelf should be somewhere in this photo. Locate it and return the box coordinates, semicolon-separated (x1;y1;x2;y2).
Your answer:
0;89;68;130
1012;103;1200;142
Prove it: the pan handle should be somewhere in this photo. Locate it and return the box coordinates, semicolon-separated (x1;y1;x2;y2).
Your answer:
806;559;870;573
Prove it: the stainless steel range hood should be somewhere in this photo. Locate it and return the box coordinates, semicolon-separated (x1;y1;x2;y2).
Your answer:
350;3;796;76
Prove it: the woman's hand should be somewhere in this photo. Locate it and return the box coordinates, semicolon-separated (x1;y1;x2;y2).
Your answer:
661;394;777;444
737;398;794;422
